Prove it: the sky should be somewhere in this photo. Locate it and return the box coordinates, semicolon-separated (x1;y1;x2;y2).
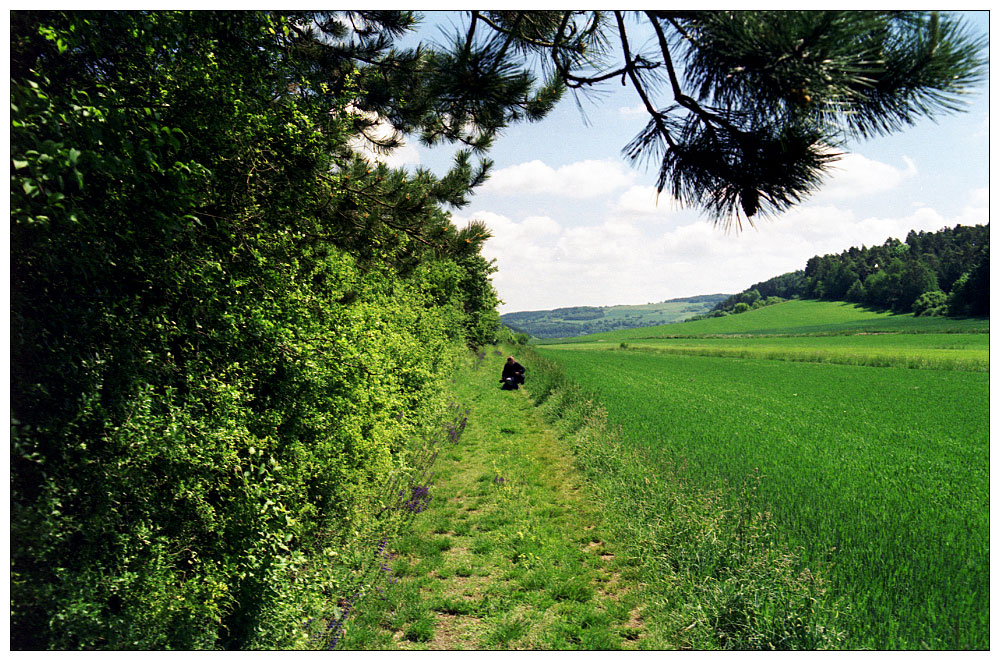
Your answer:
383;10;991;314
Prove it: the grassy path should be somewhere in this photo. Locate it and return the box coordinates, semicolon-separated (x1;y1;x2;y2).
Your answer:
338;351;649;650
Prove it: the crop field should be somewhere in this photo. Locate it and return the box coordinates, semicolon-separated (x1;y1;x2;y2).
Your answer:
553;333;989;372
534;317;989;649
545;300;990;343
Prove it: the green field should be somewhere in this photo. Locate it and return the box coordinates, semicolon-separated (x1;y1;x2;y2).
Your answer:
550;333;989;372
546;299;989;342
533;302;989;649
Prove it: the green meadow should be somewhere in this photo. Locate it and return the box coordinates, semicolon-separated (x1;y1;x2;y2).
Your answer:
545;299;989;342
554;333;988;372
533;301;989;649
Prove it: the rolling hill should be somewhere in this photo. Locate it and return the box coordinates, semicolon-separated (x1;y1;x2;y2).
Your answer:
539;299;989;343
500;294;729;339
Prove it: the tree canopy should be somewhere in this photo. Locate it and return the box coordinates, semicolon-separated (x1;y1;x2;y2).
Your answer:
11;10;516;649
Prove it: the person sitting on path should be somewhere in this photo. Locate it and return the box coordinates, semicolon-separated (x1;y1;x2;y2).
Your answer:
500;356;526;390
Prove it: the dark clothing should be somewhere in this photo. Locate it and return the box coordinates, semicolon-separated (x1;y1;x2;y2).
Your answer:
500;361;525;390
501;361;525;382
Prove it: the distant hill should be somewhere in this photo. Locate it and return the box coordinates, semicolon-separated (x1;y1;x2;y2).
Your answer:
540;299;989;344
500;294;729;339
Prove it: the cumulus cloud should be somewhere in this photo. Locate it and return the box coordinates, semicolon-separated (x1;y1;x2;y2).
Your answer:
450;145;986;313
950;187;989;227
470;211;562;267
481;159;634;197
813;152;917;200
457;192;981;314
614;185;674;216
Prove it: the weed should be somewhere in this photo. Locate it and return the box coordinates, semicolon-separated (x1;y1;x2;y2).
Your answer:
548;576;594;604
485;614;530;648
404;616;435;643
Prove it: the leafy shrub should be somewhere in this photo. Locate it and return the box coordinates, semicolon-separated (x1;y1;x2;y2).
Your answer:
912;290;947;317
12;11;496;650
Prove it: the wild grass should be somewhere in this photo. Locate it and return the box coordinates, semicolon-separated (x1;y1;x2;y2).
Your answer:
336;351;647;650
533;346;989;649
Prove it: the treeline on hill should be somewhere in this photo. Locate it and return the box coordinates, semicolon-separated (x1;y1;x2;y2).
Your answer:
10;11;526;650
696;225;989;319
501;295;728;339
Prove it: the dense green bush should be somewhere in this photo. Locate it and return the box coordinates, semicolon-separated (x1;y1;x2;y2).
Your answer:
12;11;499;649
912;290;948;317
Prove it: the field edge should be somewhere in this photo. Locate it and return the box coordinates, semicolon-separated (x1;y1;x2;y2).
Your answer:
516;345;850;650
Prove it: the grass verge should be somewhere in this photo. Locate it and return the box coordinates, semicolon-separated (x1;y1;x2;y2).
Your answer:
336;349;648;650
521;347;848;650
338;346;847;650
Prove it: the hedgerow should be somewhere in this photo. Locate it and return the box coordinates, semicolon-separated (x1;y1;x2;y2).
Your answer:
12;11;498;649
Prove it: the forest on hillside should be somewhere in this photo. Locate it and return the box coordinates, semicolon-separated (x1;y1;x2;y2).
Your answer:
702;224;989;319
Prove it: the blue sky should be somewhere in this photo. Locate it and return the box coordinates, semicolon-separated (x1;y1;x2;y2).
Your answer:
380;11;990;313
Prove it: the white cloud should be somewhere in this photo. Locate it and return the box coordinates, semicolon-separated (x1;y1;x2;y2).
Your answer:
619;103;647;115
380;143;421;169
468;211;562;268
776;203;954;254
614;185;675;216
346;105;420;168
968;187;988;209
482;159;634;197
459;193;983;314
951;187;989;228
453;144;986;314
813;153;917;200
521;215;562;236
556;222;641;263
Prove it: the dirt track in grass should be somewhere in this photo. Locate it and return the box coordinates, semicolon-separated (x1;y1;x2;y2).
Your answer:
338;351;650;650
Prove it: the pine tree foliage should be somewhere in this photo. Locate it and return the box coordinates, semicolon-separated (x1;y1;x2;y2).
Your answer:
463;10;985;227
